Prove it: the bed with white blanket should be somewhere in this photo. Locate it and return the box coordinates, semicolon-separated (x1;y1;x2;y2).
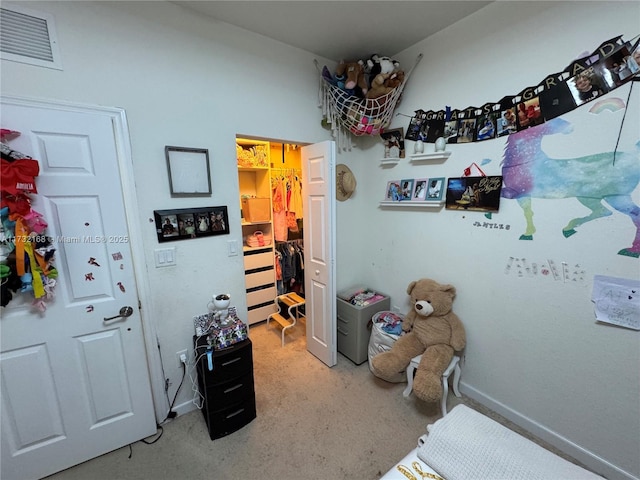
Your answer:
381;404;602;480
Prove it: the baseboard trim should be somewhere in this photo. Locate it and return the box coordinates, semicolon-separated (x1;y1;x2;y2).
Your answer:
171;398;199;418
459;382;638;480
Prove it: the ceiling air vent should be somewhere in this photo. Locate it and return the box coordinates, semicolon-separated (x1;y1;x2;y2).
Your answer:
0;4;62;70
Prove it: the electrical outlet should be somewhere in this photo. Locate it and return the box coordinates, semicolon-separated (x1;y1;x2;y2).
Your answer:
176;349;188;367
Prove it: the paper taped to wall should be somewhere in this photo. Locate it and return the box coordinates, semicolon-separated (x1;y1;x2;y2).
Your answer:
591;275;640;330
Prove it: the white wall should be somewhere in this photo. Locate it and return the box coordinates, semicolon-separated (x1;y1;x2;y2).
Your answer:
341;2;639;479
0;0;333;421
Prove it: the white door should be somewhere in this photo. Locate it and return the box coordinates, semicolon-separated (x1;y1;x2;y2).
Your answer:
0;98;157;480
301;141;337;366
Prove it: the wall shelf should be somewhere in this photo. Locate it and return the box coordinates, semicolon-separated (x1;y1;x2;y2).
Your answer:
380;157;401;166
379;200;445;209
410;151;451;163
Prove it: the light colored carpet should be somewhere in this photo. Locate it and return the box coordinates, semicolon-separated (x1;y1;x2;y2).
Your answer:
46;321;586;480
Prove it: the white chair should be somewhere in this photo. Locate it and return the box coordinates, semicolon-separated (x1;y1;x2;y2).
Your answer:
403;354;461;416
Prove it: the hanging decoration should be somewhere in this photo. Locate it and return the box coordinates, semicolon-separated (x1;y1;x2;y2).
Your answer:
316;54;423;152
1;130;57;310
405;34;639;143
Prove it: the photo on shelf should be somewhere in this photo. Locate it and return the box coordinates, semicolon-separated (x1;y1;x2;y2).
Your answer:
385;180;403;201
380;128;405;158
426;177;445;202
445;176;503;212
412;178;429;201
155;206;229;243
400;179;414;201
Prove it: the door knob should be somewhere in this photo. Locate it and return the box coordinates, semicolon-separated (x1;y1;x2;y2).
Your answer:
104;306;134;322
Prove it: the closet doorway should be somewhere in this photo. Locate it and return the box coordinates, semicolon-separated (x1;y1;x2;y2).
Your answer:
236;137;337;366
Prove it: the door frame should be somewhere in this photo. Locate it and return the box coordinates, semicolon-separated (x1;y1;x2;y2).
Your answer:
1;94;169;423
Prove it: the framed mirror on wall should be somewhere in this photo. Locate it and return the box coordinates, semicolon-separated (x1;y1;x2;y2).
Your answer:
165;146;211;196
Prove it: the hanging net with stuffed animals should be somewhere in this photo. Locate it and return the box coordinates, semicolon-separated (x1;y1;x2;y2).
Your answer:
315;54;422;152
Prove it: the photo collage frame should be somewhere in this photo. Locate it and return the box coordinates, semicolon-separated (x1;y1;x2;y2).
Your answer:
154;206;230;243
385;177;445;202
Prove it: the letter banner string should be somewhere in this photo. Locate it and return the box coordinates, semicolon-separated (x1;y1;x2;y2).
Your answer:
405;34;640;144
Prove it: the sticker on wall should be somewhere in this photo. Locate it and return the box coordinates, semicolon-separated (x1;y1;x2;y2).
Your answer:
562;262;587;283
504;257;586;284
117;282;125;293
85;273;95;281
88;257;100;267
472;221;511;230
112;252;123;261
86;305;94;312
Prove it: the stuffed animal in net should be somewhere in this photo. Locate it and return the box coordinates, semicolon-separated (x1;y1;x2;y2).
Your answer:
366;54;400;87
365;70;406;99
334;60;368;98
370;278;466;403
365;73;394;99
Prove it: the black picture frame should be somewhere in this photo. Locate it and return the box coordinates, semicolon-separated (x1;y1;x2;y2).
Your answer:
154;206;229;242
445;176;503;212
165;146;212;196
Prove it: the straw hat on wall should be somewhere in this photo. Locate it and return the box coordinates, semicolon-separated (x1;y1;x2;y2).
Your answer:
336;164;356;201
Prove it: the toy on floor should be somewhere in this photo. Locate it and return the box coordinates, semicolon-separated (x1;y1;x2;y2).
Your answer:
370;278;466;403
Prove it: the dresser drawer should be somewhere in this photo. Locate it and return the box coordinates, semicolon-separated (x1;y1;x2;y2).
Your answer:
244;251;274;270
202;371;255;411
247;286;276;307
196;339;253;385
202;396;256;440
247;303;277;325
245;269;275;289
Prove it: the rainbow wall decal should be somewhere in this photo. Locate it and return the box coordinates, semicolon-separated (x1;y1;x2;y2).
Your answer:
588;97;626;114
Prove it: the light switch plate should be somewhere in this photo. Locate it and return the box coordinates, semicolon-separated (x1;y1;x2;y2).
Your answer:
154;247;176;267
227;240;239;256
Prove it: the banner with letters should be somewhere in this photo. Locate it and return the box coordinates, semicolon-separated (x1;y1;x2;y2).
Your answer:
405;34;640;143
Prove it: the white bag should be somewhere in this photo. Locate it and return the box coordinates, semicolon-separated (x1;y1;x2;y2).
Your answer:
367;311;407;383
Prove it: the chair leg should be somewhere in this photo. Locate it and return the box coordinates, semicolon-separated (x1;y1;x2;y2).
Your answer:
441;374;450;416
452;362;462;397
402;363;416;398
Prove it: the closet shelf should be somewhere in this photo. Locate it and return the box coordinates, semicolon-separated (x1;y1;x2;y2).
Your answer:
410;151;451;163
242;220;271;226
379;200;445;209
243;245;273;253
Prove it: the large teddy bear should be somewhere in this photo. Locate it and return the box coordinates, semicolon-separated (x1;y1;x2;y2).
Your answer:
371;278;466;403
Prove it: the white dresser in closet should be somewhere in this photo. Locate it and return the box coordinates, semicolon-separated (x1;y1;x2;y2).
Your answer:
237;137;278;325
